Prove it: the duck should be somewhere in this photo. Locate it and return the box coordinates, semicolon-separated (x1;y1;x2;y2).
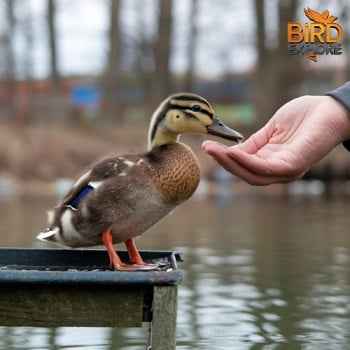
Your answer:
38;93;244;271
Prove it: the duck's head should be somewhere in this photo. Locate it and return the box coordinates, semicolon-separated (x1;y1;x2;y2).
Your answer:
148;93;244;149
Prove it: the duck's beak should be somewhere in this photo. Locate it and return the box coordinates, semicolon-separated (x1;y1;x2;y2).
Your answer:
206;117;244;143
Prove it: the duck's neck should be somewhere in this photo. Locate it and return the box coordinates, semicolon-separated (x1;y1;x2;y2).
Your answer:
148;128;180;150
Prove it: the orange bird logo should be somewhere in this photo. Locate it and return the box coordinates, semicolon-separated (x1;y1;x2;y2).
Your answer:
304;8;338;25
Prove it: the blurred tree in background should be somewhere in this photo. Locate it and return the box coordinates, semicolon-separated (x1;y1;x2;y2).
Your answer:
47;0;60;121
254;0;302;125
104;0;122;123
150;0;173;106
2;0;16;121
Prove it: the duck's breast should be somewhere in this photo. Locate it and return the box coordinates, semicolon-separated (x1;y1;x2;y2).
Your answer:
146;142;201;204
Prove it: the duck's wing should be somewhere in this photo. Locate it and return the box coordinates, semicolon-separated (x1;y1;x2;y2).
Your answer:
42;170;94;235
58;170;94;208
58;154;145;208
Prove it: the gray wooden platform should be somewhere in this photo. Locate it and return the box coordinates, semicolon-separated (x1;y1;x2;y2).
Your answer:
0;248;183;350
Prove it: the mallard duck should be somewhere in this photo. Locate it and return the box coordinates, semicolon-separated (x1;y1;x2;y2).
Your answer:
38;93;243;270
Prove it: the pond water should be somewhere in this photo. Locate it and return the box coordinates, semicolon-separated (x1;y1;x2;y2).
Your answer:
0;193;350;349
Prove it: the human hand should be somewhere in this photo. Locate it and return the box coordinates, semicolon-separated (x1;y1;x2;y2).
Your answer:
202;96;350;185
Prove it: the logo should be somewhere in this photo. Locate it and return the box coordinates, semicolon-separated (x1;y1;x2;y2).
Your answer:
287;8;343;62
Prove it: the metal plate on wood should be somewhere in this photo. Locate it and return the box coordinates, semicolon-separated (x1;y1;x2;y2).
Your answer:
0;248;183;286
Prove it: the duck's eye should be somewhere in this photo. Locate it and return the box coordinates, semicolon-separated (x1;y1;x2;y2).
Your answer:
191;105;201;112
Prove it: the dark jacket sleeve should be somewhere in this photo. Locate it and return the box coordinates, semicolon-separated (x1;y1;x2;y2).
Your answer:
326;81;350;151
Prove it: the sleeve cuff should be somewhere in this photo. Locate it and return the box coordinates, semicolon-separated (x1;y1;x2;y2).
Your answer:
326;81;350;151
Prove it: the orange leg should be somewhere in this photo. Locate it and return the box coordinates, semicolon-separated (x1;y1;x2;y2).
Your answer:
102;231;158;271
125;239;158;270
102;230;125;270
125;239;145;265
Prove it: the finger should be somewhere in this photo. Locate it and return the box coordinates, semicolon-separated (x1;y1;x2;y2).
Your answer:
225;147;274;175
202;140;274;179
225;146;302;178
239;125;272;154
204;145;294;185
202;140;229;154
202;141;257;181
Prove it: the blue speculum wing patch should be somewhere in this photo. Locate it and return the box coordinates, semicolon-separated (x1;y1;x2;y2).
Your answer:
69;185;94;209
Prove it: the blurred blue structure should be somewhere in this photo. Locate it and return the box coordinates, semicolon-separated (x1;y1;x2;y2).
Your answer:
70;85;102;113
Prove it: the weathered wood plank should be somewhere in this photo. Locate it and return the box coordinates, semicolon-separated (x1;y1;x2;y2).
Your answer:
0;285;146;327
151;286;178;350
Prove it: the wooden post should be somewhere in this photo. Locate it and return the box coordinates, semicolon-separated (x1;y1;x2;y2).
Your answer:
151;286;178;350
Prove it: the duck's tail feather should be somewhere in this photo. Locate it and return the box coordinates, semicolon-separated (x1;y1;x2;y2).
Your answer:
37;209;59;243
37;227;59;242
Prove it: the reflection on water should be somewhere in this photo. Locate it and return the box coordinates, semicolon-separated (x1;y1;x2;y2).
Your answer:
1;195;350;349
